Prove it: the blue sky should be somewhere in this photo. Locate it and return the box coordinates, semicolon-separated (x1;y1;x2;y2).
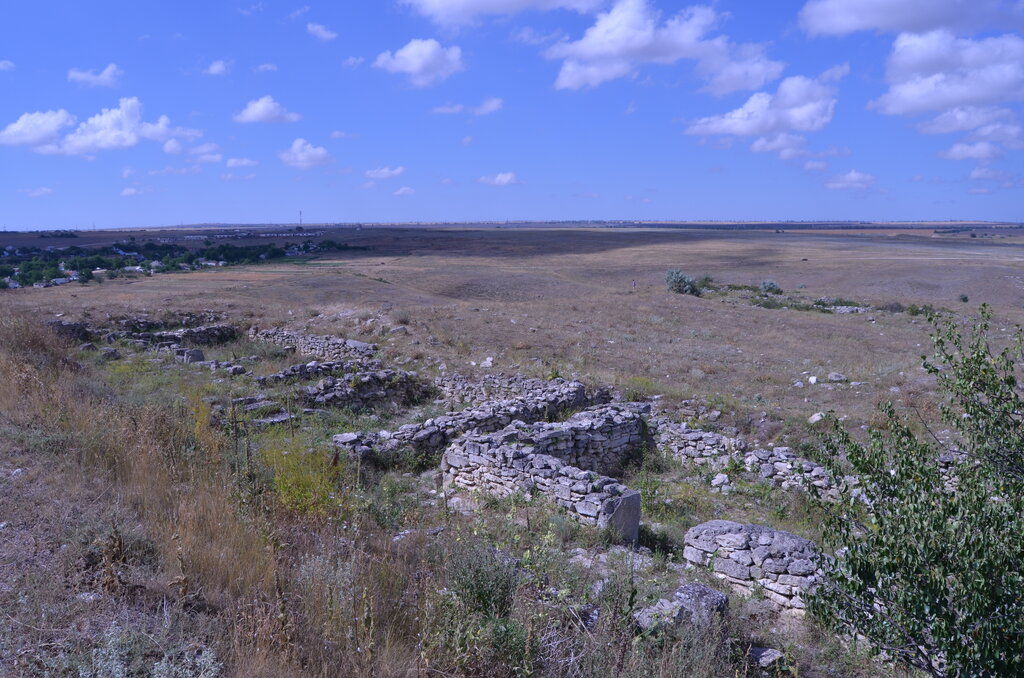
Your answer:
1;0;1022;228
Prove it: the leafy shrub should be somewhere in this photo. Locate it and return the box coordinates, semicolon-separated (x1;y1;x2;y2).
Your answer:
666;269;703;296
447;542;520;618
812;306;1024;676
959;293;969;303
759;279;783;295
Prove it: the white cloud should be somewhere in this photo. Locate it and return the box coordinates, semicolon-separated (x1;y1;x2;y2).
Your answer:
196;153;223;163
163;138;183;154
18;187;53;198
190;143;221;155
872;30;1024;116
394;186;416;195
279;138;331;168
480;172;520;185
289;5;310;19
512;27;567;45
330;130;356;139
11;98;201;155
941;141;1002;161
750;132;808;159
799;0;1023;36
402;0;602;26
970;166;1010;181
433;103;465;114
366;166;406;179
918;106;1013;134
204;60;229;76
544;0;783;94
473;97;503;115
686;68;844;145
254;63;278;72
0;109;76;147
0;60;16;71
227;157;258;167
121;186;149;197
221;172;256;180
825;169;876;189
233;95;301;123
970;121;1024;149
120;167;134;179
307;22;337;41
343;56;365;68
804;159;827;171
374;39;465;87
149;166;201;176
68;63;123;88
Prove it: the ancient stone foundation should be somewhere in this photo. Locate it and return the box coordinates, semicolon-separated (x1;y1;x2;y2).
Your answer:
683;520;820;613
442;427;641;543
249;327;377;360
255;359;383;385
302;371;431;410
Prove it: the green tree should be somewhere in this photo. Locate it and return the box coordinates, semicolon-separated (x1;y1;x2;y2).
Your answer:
811;306;1024;677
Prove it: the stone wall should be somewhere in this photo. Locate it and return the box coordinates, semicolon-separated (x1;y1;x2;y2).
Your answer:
333;377;601;460
683;520;820;613
441;428;640;543
435;372;611;409
302;371;431;410
249;327;377;360
101;324;238;346
255;358;383;385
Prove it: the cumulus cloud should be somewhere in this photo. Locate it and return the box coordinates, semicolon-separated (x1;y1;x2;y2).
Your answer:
544;0;783;94
374;39;465;87
402;0;602;26
289;5;310;19
366;166;406;179
68;63;123;87
204;60;229;76
343;56;365;68
799;0;1024;36
394;186;416;195
330;130;356;139
307;22;337;41
479;172;520;185
227;157;258;167
825;169;876;189
804;159;827;171
0;60;14;71
473;97;504;115
6;98;201;155
685;67;845;157
941;141;1002;161
279;138;331;168
918;106;1013;134
121;186;150;197
233;95;301;123
18;187;53;198
163;138;183;154
871;30;1024;116
0;110;76;147
254;63;278;72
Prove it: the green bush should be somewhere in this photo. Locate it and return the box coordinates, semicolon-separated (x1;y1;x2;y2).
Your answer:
447;542;520;618
811;306;1024;676
959;293;969;303
759;279;783;295
666;269;703;296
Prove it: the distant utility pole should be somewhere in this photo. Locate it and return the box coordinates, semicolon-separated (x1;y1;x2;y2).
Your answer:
299;209;303;226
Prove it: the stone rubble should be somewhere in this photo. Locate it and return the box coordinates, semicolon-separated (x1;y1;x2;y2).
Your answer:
255;358;383;386
301;370;431;411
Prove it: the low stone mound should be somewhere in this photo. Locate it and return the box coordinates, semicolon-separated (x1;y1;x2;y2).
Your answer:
634;581;729;632
249;327;377;360
101;324;238;346
47;320;91;341
255;358;383;386
302;371;431;410
442;428;641;543
683;520;820;613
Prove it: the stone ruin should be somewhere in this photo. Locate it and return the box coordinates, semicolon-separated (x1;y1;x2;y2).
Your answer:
441;422;642;544
435;372;611;408
301;371;432;411
333;376;605;461
248;326;377;361
683;520;820;614
254;358;384;386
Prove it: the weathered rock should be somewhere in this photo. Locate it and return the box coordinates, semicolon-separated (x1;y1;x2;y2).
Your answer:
249;326;377;360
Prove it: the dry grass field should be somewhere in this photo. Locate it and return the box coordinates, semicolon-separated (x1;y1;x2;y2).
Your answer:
9;225;1024;434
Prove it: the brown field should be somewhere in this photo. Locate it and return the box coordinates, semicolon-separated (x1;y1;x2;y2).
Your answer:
8;226;1024;434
